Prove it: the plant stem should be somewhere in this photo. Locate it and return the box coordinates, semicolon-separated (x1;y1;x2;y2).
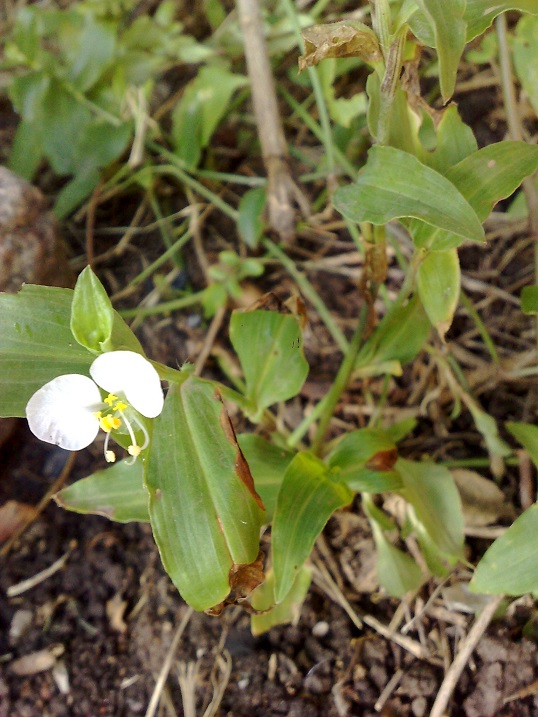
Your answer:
279;0;335;175
119;290;206;318
310;304;369;455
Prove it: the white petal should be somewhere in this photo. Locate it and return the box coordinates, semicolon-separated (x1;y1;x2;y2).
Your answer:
90;351;164;418
26;375;102;451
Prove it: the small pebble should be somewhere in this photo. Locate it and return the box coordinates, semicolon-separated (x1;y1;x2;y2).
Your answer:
311;621;329;638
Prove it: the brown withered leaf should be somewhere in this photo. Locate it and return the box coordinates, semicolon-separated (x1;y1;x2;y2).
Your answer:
206;551;266;616
451;469;515;527
299;22;382;72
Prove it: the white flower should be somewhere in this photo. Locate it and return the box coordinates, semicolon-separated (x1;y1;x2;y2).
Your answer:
26;350;164;461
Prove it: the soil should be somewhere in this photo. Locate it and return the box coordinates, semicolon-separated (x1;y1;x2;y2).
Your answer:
1;4;538;717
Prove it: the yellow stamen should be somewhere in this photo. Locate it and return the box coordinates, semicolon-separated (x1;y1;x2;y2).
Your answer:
114;400;127;412
99;415;122;433
104;393;119;407
105;450;117;463
128;445;141;457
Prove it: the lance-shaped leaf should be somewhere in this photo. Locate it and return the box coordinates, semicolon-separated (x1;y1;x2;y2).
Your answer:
71;266;143;355
506;422;538;469
416;0;466;101
238;434;295;522
396;458;464;559
411;143;538;249
465;0;538;41
272;452;353;603
327;428;402;492
333;146;484;243
0;285;93;417
409;1;538;45
470;503;538;595
370;519;423;597
417;248;460;340
229;309;309;421
355;295;430;377
298;21;383;71
250;565;312;636
145;378;265;612
54;459;148;523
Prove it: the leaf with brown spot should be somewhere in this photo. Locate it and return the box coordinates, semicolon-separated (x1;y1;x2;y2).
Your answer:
206;551;266;616
299;22;382;72
365;447;399;472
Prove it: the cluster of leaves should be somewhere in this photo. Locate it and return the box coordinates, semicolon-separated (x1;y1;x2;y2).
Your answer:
1;0;538;625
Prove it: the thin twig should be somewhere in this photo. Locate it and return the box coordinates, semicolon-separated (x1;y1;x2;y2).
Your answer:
496;14;538;353
145;607;194;717
236;0;308;241
429;595;504;717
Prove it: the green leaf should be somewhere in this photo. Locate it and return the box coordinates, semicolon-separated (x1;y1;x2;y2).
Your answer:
327;428;402;492
417;248;460;340
229;309;309;421
171;66;247;169
369;519;423;597
146;378;264;611
446;142;538;221
415;0;466;101
355;294;431;376
411;142;538;249
238;434;295;522
40;80;92;176
238;187;267;249
521;286;538;315
63;12;116;92
396;458;464;559
506;422;538;469
465;0;538;41
250;565;312;635
333;146;484;243
513;15;538;116
8;119;44;181
272;452;353;603
468;403;511;459
0;285;93;417
470;503;538;595
409;1;538;44
425;105;478;173
70;267;143;354
54;168;101;219
54;459;148;523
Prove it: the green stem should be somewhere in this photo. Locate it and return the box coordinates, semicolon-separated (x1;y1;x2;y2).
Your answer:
279;0;335;174
262;239;349;352
310;305;369;455
119;290;206;319
460;290;500;364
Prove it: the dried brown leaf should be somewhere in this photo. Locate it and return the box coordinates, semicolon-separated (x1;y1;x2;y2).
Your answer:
299;22;382;72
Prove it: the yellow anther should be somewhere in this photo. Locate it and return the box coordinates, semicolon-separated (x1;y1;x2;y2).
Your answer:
127;445;141;457
99;415;121;433
93;411;103;419
104;393;119;407
105;450;117;463
114;400;127;412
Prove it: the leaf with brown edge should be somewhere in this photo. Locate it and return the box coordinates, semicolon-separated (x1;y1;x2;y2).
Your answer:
218;392;264;511
205;551;266;616
299;22;383;71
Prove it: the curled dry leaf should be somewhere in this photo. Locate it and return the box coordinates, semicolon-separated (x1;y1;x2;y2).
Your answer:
299;22;382;72
206;551;265;616
451;469;515;527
